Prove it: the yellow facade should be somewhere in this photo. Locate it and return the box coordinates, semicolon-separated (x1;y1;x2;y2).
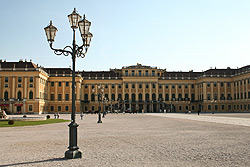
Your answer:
1;60;250;114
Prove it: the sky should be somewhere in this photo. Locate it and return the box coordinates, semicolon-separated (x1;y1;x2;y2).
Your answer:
1;0;250;72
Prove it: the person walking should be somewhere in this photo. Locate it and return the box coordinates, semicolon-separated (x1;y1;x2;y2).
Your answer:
198;109;200;116
80;112;84;120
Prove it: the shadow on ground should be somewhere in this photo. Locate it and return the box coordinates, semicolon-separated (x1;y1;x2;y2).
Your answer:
0;157;68;167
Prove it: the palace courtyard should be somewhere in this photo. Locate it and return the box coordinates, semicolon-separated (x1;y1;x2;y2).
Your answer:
1;113;250;167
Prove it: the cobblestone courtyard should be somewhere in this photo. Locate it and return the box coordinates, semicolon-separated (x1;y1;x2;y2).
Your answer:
1;113;250;167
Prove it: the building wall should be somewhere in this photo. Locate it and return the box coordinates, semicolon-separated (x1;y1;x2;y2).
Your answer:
1;62;250;114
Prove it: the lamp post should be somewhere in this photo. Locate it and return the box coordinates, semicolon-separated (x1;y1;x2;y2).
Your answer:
211;99;217;114
44;8;93;159
102;97;108;118
92;86;104;123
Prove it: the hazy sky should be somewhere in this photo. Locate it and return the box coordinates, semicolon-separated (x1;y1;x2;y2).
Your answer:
1;0;250;72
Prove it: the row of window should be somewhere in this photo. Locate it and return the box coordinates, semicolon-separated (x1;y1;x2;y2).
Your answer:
3;91;34;100
84;93;196;102
85;83;195;89
4;84;34;88
50;94;70;101
4;77;34;83
51;81;69;87
50;105;69;112
124;70;156;76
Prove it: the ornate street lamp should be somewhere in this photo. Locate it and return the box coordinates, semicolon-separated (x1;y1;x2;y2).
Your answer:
44;8;93;159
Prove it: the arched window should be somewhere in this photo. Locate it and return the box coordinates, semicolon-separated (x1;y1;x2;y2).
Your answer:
4;91;8;100
159;94;163;101
165;94;169;101
118;94;122;101
139;93;142;102
84;94;88;101
125;94;129;101
172;93;176;100
105;94;109;101
111;94;115;101
152;93;156;101
17;91;22;100
145;93;149;101
91;94;95;101
132;94;136;102
29;91;33;99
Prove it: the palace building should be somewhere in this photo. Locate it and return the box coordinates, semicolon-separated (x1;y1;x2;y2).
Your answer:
1;59;250;114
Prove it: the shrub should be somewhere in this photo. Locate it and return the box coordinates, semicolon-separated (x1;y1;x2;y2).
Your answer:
8;120;14;125
46;115;50;119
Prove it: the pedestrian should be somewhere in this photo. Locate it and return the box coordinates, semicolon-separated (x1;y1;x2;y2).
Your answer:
57;112;60;119
80;112;83;120
54;113;57;119
198;110;200;116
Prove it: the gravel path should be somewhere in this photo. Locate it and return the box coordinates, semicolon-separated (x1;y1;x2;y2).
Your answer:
1;113;250;167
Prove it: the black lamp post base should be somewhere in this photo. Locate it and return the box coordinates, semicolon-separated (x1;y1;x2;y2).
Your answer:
65;149;82;159
97;120;102;123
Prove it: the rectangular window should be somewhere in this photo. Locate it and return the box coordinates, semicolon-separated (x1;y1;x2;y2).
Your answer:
58;106;61;111
18;77;22;82
29;105;33;111
214;82;217;87
228;105;231;110
29;84;33;87
152;70;155;76
5;77;8;82
5;84;8;88
185;84;188;89
125;70;128;76
139;70;142;76
58;94;62;101
145;70;148;76
65;94;69;101
112;84;115;89
146;83;149;89
159;84;162;89
92;84;95;89
214;94;218;100
166;84;168;89
65;106;69;111
208;105;211;110
172;85;175;89
105;84;108;89
191;84;194;88
18;84;21;88
58;82;62;87
51;106;54;111
221;82;224;87
126;83;129;89
66;82;69;87
51;82;54;87
132;70;135;76
30;77;33;83
178;85;181;89
207;82;210;87
207;94;211;100
132;83;135;89
227;82;230;87
139;83;142;89
118;84;121;88
152;84;155;89
51;94;54;101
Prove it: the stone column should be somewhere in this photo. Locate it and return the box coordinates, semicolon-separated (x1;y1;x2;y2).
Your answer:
12;77;16;98
35;77;39;99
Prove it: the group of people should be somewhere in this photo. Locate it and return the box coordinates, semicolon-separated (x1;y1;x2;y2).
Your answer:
54;112;60;119
0;110;8;119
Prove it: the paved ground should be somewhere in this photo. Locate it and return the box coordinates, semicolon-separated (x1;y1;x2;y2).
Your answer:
1;113;250;167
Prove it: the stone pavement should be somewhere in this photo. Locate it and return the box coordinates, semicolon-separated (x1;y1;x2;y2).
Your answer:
1;113;250;167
